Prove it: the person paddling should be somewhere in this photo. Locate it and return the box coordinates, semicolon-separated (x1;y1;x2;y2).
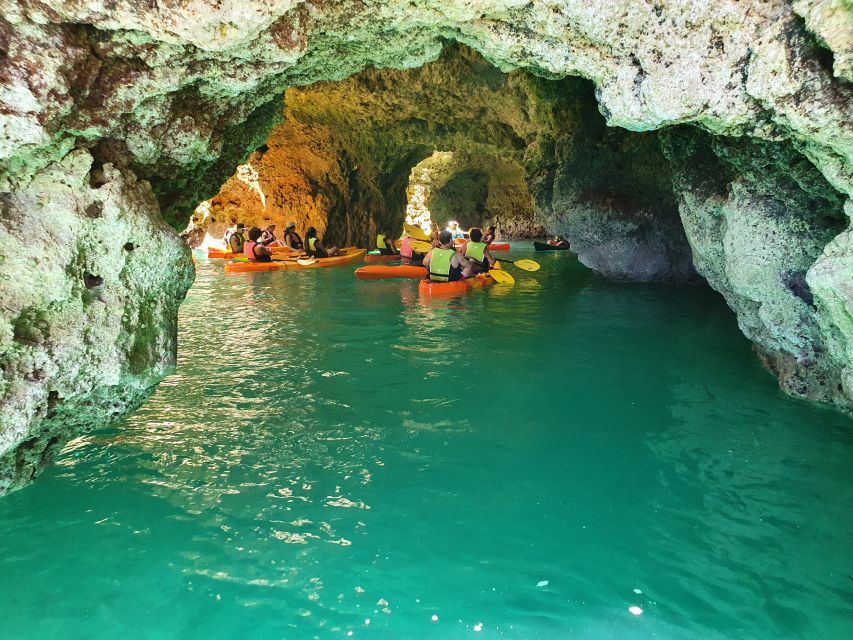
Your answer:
243;227;273;262
228;223;246;253
399;233;426;266
305;226;343;258
464;227;496;275
259;224;279;246
376;230;398;256
423;230;469;282
430;222;441;248
283;221;303;250
482;225;497;245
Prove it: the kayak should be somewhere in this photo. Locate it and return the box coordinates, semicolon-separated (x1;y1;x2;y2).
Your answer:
534;240;571;252
364;252;399;263
355;265;426;280
208;246;295;259
454;240;509;252
418;271;496;297
224;248;367;272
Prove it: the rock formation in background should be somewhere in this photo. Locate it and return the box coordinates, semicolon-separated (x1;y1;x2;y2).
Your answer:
1;0;851;492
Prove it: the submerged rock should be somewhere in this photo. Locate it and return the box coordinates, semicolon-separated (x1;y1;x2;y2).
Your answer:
0;0;851;491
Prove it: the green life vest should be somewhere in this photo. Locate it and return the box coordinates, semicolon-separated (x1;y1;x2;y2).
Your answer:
429;247;455;282
308;237;317;251
377;233;387;249
466;241;486;263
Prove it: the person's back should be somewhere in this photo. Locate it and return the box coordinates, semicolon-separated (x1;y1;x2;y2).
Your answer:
464;227;495;274
244;227;272;262
376;232;396;255
284;222;303;250
229;225;246;253
424;230;466;282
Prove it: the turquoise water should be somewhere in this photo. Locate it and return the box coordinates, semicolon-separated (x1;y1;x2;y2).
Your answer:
2;245;852;639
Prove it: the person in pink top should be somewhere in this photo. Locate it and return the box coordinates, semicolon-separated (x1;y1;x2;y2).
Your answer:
243;227;273;262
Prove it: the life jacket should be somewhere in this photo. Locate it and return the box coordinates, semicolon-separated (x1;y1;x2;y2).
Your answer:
306;236;317;256
400;236;413;258
229;232;244;251
377;233;387;249
243;240;270;262
429;247;455;282
465;241;486;263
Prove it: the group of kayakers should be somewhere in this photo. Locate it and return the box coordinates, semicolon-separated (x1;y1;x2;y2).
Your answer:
223;221;343;262
222;218;501;281
395;223;499;283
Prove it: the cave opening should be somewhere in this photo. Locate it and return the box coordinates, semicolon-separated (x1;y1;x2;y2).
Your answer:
179;41;848;411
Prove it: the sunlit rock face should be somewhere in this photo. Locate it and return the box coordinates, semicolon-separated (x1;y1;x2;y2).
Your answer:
0;151;193;493
1;0;851;491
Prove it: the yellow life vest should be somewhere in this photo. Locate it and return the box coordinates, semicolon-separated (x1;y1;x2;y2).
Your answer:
429;248;455;282
465;241;486;263
308;237;317;251
377;233;387;249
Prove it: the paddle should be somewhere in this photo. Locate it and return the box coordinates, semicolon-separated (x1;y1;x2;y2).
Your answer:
404;222;431;242
493;258;540;272
487;269;515;284
410;239;434;253
296;258;318;266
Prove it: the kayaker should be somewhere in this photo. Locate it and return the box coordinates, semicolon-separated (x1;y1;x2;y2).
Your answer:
228;223;246;253
423;230;469;282
399;233;426;266
464;227;496;275
447;220;465;242
483;225;497;245
259;224;278;246
376;230;398;256
430;222;441;247
549;235;569;248
243;227;273;262
305;226;343;258
283;221;303;250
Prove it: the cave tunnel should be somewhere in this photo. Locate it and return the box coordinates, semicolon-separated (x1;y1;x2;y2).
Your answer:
1;29;851;494
1;5;853;635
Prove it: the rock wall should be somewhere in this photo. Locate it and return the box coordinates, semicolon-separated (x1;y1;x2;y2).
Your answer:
1;0;851;491
0;151;193;493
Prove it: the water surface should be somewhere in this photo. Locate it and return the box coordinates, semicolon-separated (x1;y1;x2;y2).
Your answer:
2;245;851;639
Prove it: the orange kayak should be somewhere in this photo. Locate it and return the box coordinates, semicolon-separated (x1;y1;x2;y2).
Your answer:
224;248;367;273
355;265;427;280
418;272;495;297
208;246;295;259
364;253;399;263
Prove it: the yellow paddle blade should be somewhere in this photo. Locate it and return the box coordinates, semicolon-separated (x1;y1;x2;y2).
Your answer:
410;239;433;253
488;269;515;285
404;222;431;242
513;259;541;272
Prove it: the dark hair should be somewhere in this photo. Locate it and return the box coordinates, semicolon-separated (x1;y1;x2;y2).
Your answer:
469;227;482;242
438;230;452;245
248;227;262;241
487;225;495;233
305;226;317;239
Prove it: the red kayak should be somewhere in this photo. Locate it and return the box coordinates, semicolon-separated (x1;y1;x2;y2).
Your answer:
364;253;399;263
487;242;510;251
355;265;426;280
